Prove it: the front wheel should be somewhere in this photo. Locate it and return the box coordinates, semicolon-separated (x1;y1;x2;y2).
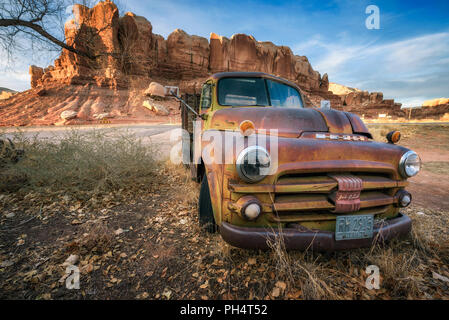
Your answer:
198;173;217;233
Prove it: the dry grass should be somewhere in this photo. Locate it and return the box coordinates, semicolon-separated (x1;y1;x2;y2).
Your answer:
158;161;449;300
163;161;199;207
367;123;449;150
63;219;115;256
0;129;159;200
266;233;339;299
251;204;449;299
368;124;422;143
1;125;448;300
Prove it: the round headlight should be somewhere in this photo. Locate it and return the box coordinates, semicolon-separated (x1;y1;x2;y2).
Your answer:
399;151;421;178
236;146;271;183
396;190;412;207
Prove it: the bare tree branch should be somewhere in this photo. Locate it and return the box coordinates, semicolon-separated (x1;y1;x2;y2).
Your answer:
0;0;98;62
0;18;94;58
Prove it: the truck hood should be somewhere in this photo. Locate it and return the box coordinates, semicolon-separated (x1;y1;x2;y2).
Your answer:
209;107;372;138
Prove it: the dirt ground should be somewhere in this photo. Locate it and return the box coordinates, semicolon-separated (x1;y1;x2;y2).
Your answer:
367;123;449;211
0;123;448;300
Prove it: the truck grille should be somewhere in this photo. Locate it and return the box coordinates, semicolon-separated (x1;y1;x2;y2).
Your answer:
229;171;406;222
272;173;397;215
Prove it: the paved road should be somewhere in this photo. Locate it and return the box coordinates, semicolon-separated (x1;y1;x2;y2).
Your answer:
1;123;182;161
1;123;180;139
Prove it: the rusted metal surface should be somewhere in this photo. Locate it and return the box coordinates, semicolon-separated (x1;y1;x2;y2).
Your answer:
344;112;373;138
328;174;363;213
219;213;412;251
209;107;328;138
217;131;411;232
314;108;353;134
186;72;417;250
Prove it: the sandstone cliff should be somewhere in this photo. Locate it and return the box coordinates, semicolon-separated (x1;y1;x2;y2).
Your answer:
28;1;335;101
2;0;408;126
422;98;449;107
404;100;449;120
0;87;16;100
328;82;405;119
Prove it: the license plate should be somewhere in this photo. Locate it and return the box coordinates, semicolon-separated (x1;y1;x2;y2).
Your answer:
335;214;374;241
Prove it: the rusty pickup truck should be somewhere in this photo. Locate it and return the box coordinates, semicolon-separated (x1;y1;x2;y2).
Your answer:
178;72;420;251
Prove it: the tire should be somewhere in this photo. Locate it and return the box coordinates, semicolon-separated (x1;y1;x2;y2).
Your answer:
198;173;217;233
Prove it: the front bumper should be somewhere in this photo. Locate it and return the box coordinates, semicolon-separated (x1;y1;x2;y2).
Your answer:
219;213;412;251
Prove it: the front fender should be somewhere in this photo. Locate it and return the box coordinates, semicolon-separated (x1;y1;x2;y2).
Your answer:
203;163;224;226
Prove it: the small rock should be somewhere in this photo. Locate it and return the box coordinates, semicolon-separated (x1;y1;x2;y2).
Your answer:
142;100;169;115
5;212;15;218
93;113;113;120
145;82;166;97
60;110;77;120
416;212;426;216
143;100;154;111
114;228;124;235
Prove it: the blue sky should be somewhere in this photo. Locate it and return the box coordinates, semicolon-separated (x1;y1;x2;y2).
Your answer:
1;0;448;107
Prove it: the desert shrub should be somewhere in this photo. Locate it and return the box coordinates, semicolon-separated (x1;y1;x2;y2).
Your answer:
0;129;158;196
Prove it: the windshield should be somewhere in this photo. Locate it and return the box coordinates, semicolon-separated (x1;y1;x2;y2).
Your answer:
266;79;303;108
217;77;303;108
218;78;268;106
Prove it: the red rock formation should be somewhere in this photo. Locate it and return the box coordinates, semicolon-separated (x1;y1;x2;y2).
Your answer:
29;66;44;88
208;32;335;107
35;0;125;89
30;1;336;102
0;82;180;126
118;12;156;76
329;83;405;118
422;98;449;107
1;0;410;126
166;29;209;79
405;103;449;120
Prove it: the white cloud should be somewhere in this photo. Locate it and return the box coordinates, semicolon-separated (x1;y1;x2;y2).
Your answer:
294;31;449;106
0;69;30;91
